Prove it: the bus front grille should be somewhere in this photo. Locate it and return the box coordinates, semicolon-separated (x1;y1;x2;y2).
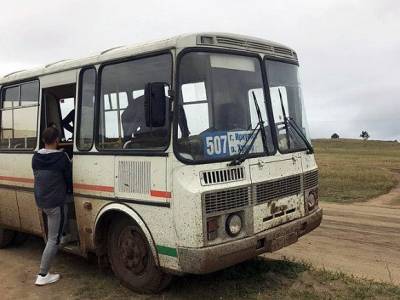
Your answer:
255;175;302;204
200;166;245;185
204;186;251;214
304;169;319;190
202;171;319;215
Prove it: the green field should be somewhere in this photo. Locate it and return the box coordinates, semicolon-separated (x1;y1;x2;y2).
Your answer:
313;139;400;203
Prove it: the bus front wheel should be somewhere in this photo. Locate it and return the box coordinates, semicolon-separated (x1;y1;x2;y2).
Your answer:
0;228;15;248
107;217;172;293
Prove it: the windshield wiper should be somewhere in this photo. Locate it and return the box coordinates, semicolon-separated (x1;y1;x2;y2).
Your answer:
287;117;314;154
278;88;291;150
278;88;313;154
228;91;268;166
253;91;270;156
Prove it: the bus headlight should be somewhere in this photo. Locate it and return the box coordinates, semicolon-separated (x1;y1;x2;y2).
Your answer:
307;193;316;208
306;188;319;211
225;214;242;237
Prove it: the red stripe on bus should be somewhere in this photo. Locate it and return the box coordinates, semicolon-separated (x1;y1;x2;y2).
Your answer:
150;190;172;199
74;183;114;193
0;176;34;184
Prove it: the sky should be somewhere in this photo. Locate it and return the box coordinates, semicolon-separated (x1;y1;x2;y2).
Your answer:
0;0;398;140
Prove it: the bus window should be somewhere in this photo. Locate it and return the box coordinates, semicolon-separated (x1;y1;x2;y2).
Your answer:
180;82;209;136
266;60;311;153
21;81;39;106
40;83;76;152
60;97;75;141
176;52;275;162
98;53;172;150
77;68;96;151
0;81;39;149
3;86;19;108
0;110;12;148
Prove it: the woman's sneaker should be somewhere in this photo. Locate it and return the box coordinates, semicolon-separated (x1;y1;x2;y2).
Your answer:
35;273;60;286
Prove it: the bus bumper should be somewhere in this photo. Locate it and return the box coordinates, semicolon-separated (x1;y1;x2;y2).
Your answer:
177;207;322;274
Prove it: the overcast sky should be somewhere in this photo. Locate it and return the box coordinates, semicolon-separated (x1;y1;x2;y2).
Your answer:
0;0;398;140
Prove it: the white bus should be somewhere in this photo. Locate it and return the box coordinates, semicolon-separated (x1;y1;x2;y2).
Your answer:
0;33;322;293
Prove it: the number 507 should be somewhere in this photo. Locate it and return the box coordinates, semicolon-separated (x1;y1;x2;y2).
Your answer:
206;136;227;155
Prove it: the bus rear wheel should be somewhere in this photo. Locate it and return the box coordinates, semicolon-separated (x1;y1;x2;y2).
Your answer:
0;228;15;248
107;217;172;293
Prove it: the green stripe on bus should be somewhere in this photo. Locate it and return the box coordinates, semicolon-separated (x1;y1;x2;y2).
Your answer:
156;245;177;257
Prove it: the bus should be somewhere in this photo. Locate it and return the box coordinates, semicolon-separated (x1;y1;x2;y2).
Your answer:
0;33;322;293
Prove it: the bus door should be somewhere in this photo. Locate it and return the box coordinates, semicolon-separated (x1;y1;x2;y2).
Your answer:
94;54;172;204
37;73;78;245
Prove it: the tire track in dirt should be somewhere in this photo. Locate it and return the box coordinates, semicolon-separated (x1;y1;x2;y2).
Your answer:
268;175;400;285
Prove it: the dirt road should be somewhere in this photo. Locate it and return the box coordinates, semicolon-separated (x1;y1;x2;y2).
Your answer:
269;176;400;285
0;237;144;300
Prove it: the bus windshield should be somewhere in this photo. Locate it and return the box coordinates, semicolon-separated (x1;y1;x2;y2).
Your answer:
176;52;275;163
265;59;311;153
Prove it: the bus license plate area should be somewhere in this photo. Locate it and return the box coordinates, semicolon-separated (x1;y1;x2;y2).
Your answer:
253;196;302;233
268;230;298;252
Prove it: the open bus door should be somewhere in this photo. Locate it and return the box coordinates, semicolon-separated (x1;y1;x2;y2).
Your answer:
39;79;80;254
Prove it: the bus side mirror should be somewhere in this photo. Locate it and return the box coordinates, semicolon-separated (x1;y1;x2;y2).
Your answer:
144;82;168;127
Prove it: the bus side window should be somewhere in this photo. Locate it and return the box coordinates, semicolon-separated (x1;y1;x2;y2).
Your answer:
0;81;39;150
77;68;96;151
98;54;172;150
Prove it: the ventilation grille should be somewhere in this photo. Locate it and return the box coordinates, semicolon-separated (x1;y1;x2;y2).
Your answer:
200;167;245;185
204;186;250;214
118;161;151;194
304;169;319;190
273;46;294;56
212;36;295;58
215;36;274;52
256;175;301;204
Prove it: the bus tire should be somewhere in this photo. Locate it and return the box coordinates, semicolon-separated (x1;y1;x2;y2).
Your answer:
107;217;172;294
0;228;15;248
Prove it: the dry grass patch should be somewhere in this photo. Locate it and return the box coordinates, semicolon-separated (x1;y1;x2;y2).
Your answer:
313;139;400;203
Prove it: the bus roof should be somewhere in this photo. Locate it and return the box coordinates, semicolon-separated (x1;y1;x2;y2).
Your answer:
0;32;297;85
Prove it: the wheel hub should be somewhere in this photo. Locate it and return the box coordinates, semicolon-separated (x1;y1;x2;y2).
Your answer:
119;227;148;275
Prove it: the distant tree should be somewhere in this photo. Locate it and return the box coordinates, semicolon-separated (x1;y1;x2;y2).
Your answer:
360;131;370;140
331;133;339;139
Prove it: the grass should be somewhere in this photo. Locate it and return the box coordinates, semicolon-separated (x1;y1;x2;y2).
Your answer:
166;258;400;300
313;139;400;203
6;236;400;300
67;257;400;300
